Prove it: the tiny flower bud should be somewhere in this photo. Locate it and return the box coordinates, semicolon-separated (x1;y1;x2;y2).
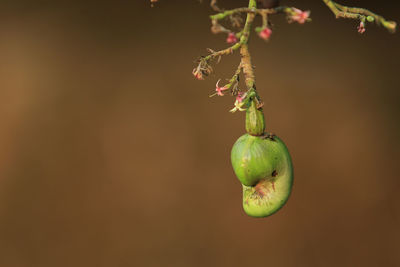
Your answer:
367;16;374;22
357;21;366;34
258;27;272;40
226;32;238;44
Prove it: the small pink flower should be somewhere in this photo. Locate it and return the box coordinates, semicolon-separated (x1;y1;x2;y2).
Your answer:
290;8;310;24
357;21;366;34
236;92;246;102
230;92;247;113
226;32;238;44
215;79;229;96
259;27;272;40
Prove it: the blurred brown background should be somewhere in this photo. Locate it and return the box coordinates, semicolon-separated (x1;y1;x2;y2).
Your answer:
0;0;399;266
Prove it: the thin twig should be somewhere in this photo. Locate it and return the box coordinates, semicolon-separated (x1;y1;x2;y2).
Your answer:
210;6;287;21
203;42;241;62
210;0;222;12
323;0;396;32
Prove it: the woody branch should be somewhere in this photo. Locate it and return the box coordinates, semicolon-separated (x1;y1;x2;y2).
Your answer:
189;0;396;112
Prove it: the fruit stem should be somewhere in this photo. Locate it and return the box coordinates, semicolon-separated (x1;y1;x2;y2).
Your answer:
239;0;266;135
239;0;257;92
246;97;265;136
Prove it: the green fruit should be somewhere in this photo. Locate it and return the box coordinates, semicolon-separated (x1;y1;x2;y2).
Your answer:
231;133;293;217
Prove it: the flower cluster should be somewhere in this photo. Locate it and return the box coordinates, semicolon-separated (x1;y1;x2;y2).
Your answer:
208;79;247;112
192;1;395;117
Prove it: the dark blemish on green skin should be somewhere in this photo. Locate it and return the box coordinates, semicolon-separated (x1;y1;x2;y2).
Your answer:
262;132;276;141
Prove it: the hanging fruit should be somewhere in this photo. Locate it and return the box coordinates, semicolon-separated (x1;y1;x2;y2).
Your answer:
231;98;293;217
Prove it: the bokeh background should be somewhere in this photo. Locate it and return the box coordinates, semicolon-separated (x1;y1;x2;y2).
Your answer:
0;0;399;266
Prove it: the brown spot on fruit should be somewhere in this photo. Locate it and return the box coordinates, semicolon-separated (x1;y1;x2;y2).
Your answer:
254;182;266;197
